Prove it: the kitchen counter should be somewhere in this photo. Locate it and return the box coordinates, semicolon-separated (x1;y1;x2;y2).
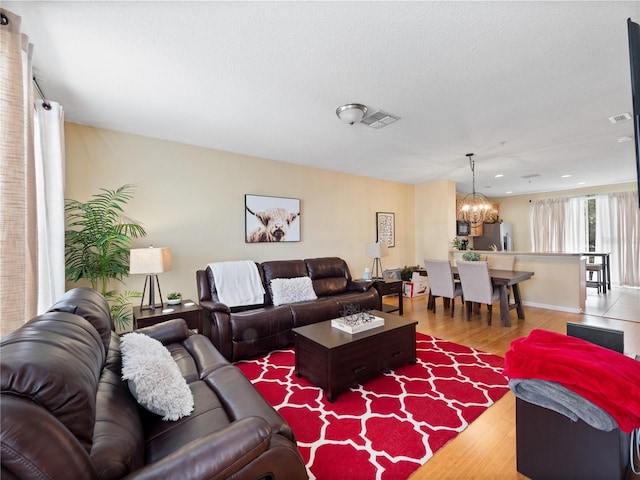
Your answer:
449;251;586;313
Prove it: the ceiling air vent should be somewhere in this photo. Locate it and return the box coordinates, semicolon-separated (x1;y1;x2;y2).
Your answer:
361;110;400;129
521;174;541;179
608;112;632;124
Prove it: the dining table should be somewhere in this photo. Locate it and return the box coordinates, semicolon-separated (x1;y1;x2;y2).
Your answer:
483;268;535;326
427;267;535;327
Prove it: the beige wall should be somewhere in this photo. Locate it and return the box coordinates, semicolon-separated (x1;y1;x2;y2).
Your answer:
64;123;416;302
63;122;635;308
415;180;456;264
492;183;637;252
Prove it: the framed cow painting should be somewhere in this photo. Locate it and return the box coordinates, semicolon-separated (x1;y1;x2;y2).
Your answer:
245;194;301;243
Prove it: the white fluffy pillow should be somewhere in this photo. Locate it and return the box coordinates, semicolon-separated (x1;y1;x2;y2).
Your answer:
270;276;318;306
120;332;194;421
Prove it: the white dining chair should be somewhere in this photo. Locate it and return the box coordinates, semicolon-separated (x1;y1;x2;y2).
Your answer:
486;255;516;304
423;259;463;317
486;255;515;270
456;260;501;325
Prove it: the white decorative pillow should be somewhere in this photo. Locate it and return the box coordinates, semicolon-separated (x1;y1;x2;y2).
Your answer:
270;276;317;306
120;332;194;421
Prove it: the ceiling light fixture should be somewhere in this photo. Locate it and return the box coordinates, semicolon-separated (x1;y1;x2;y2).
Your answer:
336;103;368;125
458;153;493;225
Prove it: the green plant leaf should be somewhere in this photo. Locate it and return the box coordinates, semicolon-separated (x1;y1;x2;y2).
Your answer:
65;184;146;328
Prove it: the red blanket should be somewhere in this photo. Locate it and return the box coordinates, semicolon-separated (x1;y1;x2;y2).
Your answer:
504;329;640;433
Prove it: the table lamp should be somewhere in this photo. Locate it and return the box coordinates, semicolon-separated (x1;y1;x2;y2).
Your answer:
365;242;389;280
129;246;172;310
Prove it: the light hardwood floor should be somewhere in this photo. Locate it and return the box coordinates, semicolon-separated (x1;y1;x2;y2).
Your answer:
390;290;640;480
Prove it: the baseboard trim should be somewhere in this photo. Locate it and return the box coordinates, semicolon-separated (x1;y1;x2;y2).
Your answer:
522;301;583;314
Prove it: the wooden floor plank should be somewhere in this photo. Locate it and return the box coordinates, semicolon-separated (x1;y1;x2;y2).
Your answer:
385;292;640;480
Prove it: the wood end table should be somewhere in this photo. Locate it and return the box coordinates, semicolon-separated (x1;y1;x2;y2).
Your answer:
370;278;403;315
132;299;206;335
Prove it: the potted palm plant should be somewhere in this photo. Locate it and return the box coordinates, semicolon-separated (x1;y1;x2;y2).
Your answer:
65;184;146;330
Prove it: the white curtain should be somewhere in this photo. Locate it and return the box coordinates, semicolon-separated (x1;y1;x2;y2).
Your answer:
531;191;639;287
564;196;588;252
1;9;66;336
605;191;639;287
594;194;611;249
530;198;567;252
35;100;66;312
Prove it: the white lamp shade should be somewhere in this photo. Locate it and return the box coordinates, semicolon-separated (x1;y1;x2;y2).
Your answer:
129;247;172;274
365;242;389;258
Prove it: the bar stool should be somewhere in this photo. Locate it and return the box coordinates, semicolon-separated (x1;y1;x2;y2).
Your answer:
586;263;604;293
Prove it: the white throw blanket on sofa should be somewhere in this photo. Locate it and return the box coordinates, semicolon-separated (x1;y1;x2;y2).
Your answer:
208;260;265;307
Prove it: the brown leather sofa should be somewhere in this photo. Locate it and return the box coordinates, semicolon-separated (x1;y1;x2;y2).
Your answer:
197;257;380;361
0;288;308;480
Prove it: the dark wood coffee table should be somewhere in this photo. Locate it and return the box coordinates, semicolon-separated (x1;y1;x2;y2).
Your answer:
292;310;418;402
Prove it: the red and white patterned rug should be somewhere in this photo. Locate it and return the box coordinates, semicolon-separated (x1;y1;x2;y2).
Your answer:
236;332;509;480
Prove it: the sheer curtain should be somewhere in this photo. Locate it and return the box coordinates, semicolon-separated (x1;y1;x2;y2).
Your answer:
1;9;66;336
531;191;639;287
35;100;65;311
564;196;588;252
530;198;567;252
605;191;639;287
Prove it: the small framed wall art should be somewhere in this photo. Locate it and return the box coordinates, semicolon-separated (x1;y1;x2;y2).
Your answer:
376;211;395;247
245;194;300;243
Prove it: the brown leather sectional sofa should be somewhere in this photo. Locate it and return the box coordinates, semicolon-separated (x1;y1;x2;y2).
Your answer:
197;257;380;361
0;288;308;480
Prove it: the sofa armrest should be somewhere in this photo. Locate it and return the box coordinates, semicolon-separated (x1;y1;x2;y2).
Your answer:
200;299;231;314
122;417;272;480
347;279;374;292
136;318;192;344
199;301;233;361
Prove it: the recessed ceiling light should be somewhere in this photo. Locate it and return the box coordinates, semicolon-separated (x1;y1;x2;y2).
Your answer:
617;135;633;143
495;174;504;178
577;182;586;185
505;191;512;194
561;174;572;178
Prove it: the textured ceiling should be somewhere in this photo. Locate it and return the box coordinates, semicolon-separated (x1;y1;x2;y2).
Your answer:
5;1;640;196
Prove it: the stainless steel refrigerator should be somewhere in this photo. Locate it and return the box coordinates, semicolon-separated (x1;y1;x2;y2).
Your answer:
473;222;513;251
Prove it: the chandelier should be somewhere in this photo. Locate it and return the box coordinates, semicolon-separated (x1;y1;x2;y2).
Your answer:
458;153;492;225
